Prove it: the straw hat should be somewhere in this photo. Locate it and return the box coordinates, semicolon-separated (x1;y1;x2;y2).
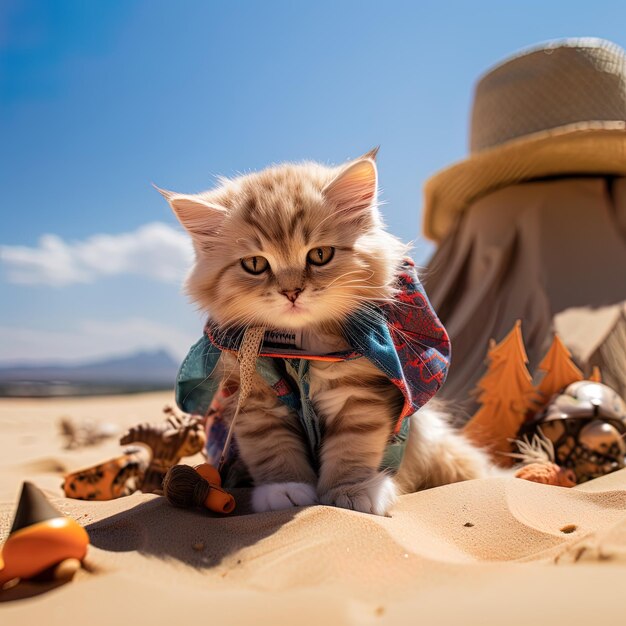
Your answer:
422;38;626;242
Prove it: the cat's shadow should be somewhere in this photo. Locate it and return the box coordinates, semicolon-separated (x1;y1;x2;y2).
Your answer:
86;489;299;569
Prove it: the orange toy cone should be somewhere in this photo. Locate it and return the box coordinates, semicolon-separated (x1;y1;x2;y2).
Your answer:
0;482;89;587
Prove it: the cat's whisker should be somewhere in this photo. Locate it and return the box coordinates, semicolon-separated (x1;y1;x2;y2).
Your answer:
323;269;375;289
328;280;389;289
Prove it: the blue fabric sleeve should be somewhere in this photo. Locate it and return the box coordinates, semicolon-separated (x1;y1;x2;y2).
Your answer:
175;335;222;415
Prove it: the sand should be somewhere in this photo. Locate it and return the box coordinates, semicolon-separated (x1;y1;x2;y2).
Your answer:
1;391;626;625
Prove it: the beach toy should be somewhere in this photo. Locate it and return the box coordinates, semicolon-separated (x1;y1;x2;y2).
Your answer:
119;406;206;493
63;406;207;501
465;320;626;485
163;463;235;514
63;445;151;500
0;482;89;588
520;381;626;483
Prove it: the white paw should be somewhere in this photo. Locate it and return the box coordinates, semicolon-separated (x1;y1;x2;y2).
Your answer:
319;473;397;516
252;482;317;512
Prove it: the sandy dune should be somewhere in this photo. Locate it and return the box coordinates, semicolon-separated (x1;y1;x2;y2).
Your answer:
1;391;626;625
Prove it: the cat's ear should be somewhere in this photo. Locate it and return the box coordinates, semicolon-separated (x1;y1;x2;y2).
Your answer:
360;146;379;161
154;185;227;238
323;158;378;227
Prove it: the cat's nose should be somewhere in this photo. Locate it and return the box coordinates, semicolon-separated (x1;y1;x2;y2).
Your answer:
280;288;303;303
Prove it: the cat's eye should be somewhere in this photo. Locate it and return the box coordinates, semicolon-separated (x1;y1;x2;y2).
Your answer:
307;246;335;266
241;255;269;275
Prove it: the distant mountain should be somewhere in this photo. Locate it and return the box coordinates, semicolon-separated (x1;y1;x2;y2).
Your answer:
0;349;180;396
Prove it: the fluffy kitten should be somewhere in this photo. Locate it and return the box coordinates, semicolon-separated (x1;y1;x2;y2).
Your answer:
160;150;492;515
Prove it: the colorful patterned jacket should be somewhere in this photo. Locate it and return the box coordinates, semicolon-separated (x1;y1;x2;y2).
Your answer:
175;259;450;484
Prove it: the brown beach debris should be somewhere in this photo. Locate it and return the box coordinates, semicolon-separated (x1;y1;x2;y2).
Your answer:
119;406;206;493
58;416;119;450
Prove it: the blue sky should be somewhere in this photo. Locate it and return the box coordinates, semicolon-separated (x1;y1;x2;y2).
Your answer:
2;0;626;364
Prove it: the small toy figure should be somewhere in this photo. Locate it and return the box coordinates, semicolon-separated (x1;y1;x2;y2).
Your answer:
0;482;89;588
63;405;206;500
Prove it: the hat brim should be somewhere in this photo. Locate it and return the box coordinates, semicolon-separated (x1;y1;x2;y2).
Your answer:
422;122;626;242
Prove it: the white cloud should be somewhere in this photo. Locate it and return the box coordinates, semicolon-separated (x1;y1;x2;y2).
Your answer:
0;317;200;364
0;222;194;286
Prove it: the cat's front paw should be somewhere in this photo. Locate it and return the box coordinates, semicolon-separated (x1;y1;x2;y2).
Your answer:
252;481;318;512
319;473;397;516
